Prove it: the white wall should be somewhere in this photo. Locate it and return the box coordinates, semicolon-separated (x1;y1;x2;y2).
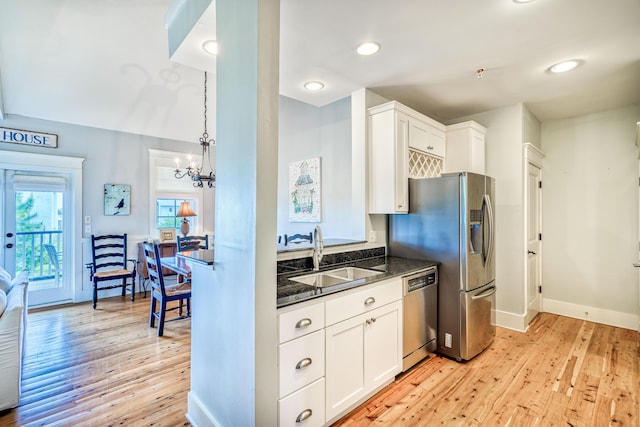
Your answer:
352;89;390;246
278;95;353;238
0;114;213;302
541;104;640;328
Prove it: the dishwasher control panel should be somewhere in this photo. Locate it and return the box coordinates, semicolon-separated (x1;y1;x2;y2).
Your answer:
404;267;438;293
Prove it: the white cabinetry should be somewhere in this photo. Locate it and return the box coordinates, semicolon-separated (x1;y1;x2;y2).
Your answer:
278;301;325;427
408;114;445;158
444;121;486;174
324;279;403;422
369;101;445;214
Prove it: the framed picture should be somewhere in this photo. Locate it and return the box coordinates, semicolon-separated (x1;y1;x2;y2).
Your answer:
103;184;131;216
289;157;321;222
159;228;176;242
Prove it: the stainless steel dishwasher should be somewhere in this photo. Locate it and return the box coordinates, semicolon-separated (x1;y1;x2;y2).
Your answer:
402;266;438;371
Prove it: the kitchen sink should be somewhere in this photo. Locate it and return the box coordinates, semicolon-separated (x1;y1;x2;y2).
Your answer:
290;267;383;288
289;272;349;287
322;267;384;281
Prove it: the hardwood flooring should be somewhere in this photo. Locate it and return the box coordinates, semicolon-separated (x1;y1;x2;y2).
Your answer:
0;296;637;427
332;313;640;427
0;294;191;427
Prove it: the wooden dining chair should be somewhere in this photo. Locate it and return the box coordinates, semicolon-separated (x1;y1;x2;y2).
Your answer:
86;234;136;309
176;235;209;252
284;232;313;246
143;242;192;336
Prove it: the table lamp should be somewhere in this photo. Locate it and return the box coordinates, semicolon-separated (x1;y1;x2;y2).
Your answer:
176;201;196;237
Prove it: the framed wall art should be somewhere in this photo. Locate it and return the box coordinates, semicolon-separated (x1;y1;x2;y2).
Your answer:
288;157;321;222
104;184;131;216
159;228;176;242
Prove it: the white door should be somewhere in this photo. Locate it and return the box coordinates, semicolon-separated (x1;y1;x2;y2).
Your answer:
3;170;73;305
526;160;543;323
635;158;640;329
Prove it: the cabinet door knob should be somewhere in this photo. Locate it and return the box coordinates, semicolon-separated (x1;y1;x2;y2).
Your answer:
295;318;312;329
364;297;376;306
296;409;313;423
295;357;312;370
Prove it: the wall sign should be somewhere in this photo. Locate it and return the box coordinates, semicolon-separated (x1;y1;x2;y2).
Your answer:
0;127;58;148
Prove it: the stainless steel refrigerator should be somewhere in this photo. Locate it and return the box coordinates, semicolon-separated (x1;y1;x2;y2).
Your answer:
388;173;496;361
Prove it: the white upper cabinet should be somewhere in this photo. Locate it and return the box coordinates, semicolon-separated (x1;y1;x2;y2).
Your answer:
444;121;487;175
368;101;446;214
408;114;445;158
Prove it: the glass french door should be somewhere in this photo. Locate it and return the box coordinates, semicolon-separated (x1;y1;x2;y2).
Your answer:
3;170;72;305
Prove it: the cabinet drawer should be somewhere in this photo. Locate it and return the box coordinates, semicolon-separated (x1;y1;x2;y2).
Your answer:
279;378;325;427
279;301;324;344
325;279;402;326
279;330;325;398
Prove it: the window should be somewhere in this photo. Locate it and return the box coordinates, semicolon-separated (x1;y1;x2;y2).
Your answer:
149;149;209;239
156;198;196;230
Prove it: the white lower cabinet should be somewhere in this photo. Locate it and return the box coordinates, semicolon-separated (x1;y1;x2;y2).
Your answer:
278;378;325;427
278;301;326;427
278;279;403;426
325;300;403;422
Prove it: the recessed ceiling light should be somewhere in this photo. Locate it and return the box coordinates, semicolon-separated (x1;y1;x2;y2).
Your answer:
513;0;536;3
304;81;324;91
202;40;218;55
356;42;380;56
549;60;581;73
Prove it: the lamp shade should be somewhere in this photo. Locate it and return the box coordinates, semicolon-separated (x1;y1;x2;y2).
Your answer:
176;201;196;217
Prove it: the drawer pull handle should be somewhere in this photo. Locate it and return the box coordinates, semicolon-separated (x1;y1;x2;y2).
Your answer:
296;409;312;423
295;318;312;329
364;297;376;306
296;357;312;369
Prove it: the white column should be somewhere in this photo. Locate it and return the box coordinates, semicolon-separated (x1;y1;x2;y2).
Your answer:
187;0;280;426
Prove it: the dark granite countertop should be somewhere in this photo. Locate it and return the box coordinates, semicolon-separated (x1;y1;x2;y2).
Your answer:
176;249;214;266
277;256;438;308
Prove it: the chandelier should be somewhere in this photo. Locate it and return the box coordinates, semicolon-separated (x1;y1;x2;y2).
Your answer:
175;71;216;188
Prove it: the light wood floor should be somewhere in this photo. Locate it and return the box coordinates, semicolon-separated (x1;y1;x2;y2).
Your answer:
0;296;637;427
333;313;640;426
0;294;191;427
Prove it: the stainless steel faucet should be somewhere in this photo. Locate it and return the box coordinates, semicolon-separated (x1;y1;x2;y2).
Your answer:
312;226;324;271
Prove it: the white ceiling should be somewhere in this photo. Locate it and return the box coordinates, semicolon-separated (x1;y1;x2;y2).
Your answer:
1;0;639;144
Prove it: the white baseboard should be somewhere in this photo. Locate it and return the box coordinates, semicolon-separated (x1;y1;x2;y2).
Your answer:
187;392;220;427
495;309;528;332
543;298;640;331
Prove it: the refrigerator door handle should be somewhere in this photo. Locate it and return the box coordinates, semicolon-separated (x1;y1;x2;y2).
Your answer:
484;194;495;266
471;285;497;300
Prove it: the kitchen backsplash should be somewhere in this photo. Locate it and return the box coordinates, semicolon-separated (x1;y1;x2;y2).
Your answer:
277;246;386;274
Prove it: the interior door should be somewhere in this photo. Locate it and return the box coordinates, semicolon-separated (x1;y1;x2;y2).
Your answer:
526;161;543;323
3;170;72;306
636;157;640;328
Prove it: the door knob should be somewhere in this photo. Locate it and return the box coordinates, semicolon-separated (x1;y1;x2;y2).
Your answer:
528;250;536;255
6;243;14;248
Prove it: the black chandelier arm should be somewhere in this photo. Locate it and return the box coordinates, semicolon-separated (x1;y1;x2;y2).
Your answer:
175;70;216;189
